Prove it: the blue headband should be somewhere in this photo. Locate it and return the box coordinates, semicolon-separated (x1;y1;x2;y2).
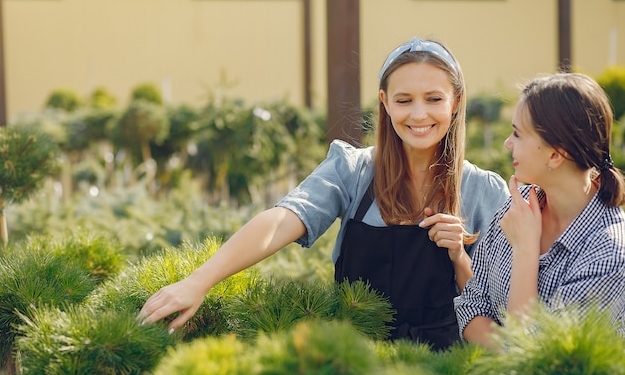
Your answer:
378;37;459;82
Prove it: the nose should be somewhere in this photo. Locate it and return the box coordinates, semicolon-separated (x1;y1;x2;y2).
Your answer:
409;103;427;121
503;135;513;151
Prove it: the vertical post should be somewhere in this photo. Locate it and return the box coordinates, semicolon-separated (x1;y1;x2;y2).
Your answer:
0;0;6;127
302;0;312;108
557;0;572;72
326;0;361;146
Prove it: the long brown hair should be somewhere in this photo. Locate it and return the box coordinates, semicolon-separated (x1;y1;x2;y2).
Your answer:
375;40;467;228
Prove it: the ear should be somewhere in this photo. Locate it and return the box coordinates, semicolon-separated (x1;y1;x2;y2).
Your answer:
549;147;569;169
380;89;389;114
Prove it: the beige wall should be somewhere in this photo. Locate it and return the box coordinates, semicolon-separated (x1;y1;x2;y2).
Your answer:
4;0;625;121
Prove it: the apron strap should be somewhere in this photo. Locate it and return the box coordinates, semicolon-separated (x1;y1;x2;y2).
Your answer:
354;179;375;221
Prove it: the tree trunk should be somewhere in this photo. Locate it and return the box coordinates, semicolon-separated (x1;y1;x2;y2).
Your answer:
0;197;7;245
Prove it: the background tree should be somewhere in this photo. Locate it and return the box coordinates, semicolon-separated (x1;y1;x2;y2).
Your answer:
0;125;60;244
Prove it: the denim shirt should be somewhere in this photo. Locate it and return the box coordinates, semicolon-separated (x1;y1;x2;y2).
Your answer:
276;139;510;262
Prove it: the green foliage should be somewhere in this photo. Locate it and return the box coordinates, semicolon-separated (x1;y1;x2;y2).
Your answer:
154;334;257;375
227;278;336;339
470;304;625;375
63;107;117;152
88;86;117;109
16;305;176;374
85;237;259;340
597;66;625;121
467;94;505;123
0;242;96;367
333;279;395;340
226;278;393;342
21;230;126;284
256;319;381;375
113;99;170;161
44;88;83;112
7;173;257;257
0;124;61;205
131;82;163;105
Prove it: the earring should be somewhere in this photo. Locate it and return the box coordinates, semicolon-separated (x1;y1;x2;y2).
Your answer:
548;165;553;171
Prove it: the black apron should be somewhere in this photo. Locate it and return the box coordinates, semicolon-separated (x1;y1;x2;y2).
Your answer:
334;182;460;351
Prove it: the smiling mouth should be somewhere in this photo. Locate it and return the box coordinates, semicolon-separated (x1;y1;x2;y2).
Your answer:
408;125;435;133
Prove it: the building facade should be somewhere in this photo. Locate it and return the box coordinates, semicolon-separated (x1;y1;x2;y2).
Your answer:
4;0;625;120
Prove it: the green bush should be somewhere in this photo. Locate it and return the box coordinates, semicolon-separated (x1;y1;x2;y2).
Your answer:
226;278;394;341
44;88;83;112
597;66;625;121
21;230;126;283
0;124;61;206
470;304;625;375
0;242;97;368
153;334;255;375
16;305;175;374
88;86;117;109
85;236;259;340
131;82;163;105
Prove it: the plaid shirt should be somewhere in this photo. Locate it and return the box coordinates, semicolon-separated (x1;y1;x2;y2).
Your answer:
455;184;625;337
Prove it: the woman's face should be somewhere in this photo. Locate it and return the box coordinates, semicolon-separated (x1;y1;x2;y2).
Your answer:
504;99;553;184
380;62;456;156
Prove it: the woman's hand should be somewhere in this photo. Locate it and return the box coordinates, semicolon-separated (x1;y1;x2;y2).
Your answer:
500;175;542;253
420;207;464;261
420;207;471;290
138;274;208;334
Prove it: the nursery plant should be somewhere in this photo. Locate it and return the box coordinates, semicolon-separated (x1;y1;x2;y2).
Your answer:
112;99;170;165
16;305;176;375
0;242;97;373
86;236;260;340
226;277;394;341
0;124;60;244
469;304;625;375
44;88;83;112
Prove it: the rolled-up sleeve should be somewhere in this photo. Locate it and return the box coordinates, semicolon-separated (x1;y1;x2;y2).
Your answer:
276;140;367;248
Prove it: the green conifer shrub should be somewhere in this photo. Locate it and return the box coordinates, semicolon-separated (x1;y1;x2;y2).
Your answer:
469;304;625;375
0;125;60;244
153;334;256;375
226;278;394;341
255;319;381;375
0;242;96;369
333;279;395;340
22;230;126;283
16;305;175;374
85;236;260;340
130;82;163;105
44;88;83;112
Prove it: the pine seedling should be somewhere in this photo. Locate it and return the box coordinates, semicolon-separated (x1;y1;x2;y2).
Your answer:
16;305;175;374
334;279;395;340
430;341;485;375
226;277;336;340
85;236;259;339
20;230;125;284
469;304;625;375
0;244;95;368
374;339;435;367
154;334;258;375
256;319;380;375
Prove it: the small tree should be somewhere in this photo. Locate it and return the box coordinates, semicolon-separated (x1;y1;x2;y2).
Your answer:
0;125;60;244
44;88;83;112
